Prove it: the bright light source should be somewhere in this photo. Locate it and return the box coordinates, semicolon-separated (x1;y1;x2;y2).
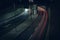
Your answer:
25;9;29;12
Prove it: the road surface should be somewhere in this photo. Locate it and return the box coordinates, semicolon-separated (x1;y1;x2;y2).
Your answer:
0;7;49;40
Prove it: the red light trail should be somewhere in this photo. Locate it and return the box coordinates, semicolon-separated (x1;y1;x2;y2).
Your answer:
29;6;48;40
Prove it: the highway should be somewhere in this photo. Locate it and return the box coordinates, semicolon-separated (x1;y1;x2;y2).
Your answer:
0;8;29;37
0;6;48;40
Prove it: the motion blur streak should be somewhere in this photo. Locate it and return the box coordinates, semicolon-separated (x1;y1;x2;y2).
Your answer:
38;8;48;40
29;6;48;40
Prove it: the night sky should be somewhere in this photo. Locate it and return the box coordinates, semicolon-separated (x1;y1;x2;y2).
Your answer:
0;0;53;10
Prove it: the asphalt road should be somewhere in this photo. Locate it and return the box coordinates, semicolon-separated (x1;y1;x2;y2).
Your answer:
15;16;41;40
0;7;49;40
0;8;39;40
0;10;29;37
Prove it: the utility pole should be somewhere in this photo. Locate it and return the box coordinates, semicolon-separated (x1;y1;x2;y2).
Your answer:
29;0;37;15
29;0;34;19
